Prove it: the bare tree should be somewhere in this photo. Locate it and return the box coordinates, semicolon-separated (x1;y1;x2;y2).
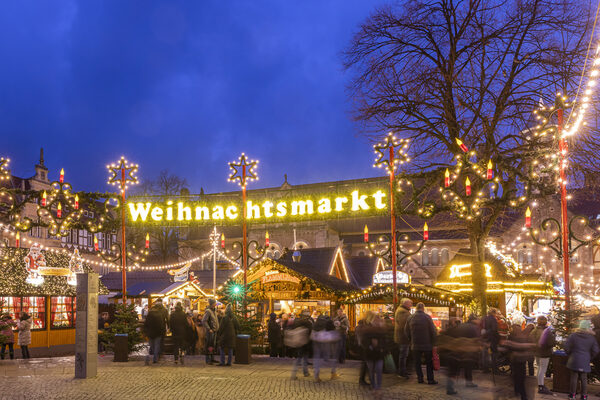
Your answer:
344;0;596;309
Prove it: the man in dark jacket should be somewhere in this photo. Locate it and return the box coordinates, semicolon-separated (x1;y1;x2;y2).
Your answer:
405;302;437;384
394;298;413;377
169;302;188;365
217;304;240;366
202;298;219;365
267;313;282;357
144;304;166;365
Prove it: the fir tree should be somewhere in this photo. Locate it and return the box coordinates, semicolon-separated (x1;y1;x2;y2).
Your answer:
100;303;145;353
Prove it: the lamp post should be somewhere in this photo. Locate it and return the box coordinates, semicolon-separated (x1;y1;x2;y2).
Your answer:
372;133;410;309
228;153;259;309
209;226;219;298
107;157;139;302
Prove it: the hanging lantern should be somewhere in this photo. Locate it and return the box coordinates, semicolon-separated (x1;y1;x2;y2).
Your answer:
455;138;468;153
15;232;20;248
145;233;150;249
364;225;369;243
57;203;62;218
41;191;47;207
93;235;99;251
465;177;471;196
265;231;270;247
423;223;429;241
74;194;79;210
487;160;493;180
525;207;532;228
221;233;225;248
59;168;65;183
444;169;450;188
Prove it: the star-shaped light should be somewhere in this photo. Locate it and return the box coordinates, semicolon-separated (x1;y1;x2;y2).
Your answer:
373;132;410;175
0;157;10;181
107;156;139;192
228;153;259;187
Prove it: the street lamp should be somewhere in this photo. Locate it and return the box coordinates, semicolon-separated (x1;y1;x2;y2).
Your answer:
371;133;410;309
107;156;139;302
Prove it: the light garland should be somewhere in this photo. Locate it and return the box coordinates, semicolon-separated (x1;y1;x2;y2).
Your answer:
0;157;10;181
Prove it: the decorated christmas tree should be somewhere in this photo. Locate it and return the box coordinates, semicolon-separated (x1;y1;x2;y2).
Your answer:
100;303;145;354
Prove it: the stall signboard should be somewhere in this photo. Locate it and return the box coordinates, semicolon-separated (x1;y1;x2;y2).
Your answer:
261;272;300;285
168;262;191;282
372;270;410;285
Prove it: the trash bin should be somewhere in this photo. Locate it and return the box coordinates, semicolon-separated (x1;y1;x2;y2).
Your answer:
235;334;252;364
114;333;129;362
552;350;570;393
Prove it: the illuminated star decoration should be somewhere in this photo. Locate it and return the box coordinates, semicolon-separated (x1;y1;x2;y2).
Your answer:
373;132;410;175
0;157;10;181
107;157;139;193
228;153;259;188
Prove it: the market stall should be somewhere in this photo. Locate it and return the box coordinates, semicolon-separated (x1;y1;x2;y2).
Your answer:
0;245;107;352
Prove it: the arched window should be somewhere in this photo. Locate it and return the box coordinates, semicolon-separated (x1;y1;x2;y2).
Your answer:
517;250;525;264
526;251;533;265
293;241;309;250
431;249;439;266
441;249;449;265
421;250;430;266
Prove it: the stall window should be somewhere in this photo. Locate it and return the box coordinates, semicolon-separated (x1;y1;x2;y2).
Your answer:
0;296;46;329
50;296;76;328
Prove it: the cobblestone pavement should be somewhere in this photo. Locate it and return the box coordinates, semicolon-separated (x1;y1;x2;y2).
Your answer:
0;354;578;400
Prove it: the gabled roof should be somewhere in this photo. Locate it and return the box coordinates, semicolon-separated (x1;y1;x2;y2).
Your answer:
100;271;171;291
280;247;338;274
346;256;381;289
273;258;359;291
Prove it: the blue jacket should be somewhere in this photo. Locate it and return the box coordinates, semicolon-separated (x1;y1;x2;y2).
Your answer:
566;331;600;372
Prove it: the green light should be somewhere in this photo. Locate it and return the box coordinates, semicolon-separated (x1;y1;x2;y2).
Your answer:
233;286;241;294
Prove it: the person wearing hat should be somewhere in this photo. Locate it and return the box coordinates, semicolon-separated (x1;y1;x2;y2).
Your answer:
565;319;599;400
202;298;220;365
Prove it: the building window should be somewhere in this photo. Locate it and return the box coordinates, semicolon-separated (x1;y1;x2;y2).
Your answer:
431;249;439;266
421;250;430;266
50;296;76;328
0;296;46;329
441;249;449;265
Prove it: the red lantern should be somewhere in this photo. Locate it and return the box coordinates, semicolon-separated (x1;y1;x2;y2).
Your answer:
94;235;99;251
525;207;532;228
444;169;450;188
465;177;471;196
41;191;47;207
74;194;79;210
15;232;20;248
423;223;429;241
364;225;369;243
59;168;64;183
220;233;225;249
265;231;270;247
456;138;468;153
57;203;62;218
487;160;493;180
145;233;150;249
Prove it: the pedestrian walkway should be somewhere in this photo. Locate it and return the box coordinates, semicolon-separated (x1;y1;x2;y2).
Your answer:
0;355;578;400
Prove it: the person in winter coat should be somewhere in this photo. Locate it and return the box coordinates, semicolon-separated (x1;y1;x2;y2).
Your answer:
267;313;282;357
185;312;199;355
394;298;413;377
202;299;219;365
362;314;387;390
405;302;437;384
482;308;500;373
290;309;313;380
333;308;349;364
529;315;555;395
169;302;189;365
17;313;32;359
0;313;16;360
504;319;535;400
312;314;340;382
217;304;240;366
355;317;370;386
565;320;600;400
144;304;167;364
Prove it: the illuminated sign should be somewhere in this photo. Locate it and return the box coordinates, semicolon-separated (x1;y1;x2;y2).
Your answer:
261;272;300;285
372;270;410;285
448;263;492;279
127;189;387;225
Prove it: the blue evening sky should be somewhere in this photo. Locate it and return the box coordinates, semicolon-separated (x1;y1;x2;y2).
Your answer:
0;1;389;194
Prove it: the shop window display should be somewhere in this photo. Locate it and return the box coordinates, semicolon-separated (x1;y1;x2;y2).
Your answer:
0;296;46;329
51;296;76;328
